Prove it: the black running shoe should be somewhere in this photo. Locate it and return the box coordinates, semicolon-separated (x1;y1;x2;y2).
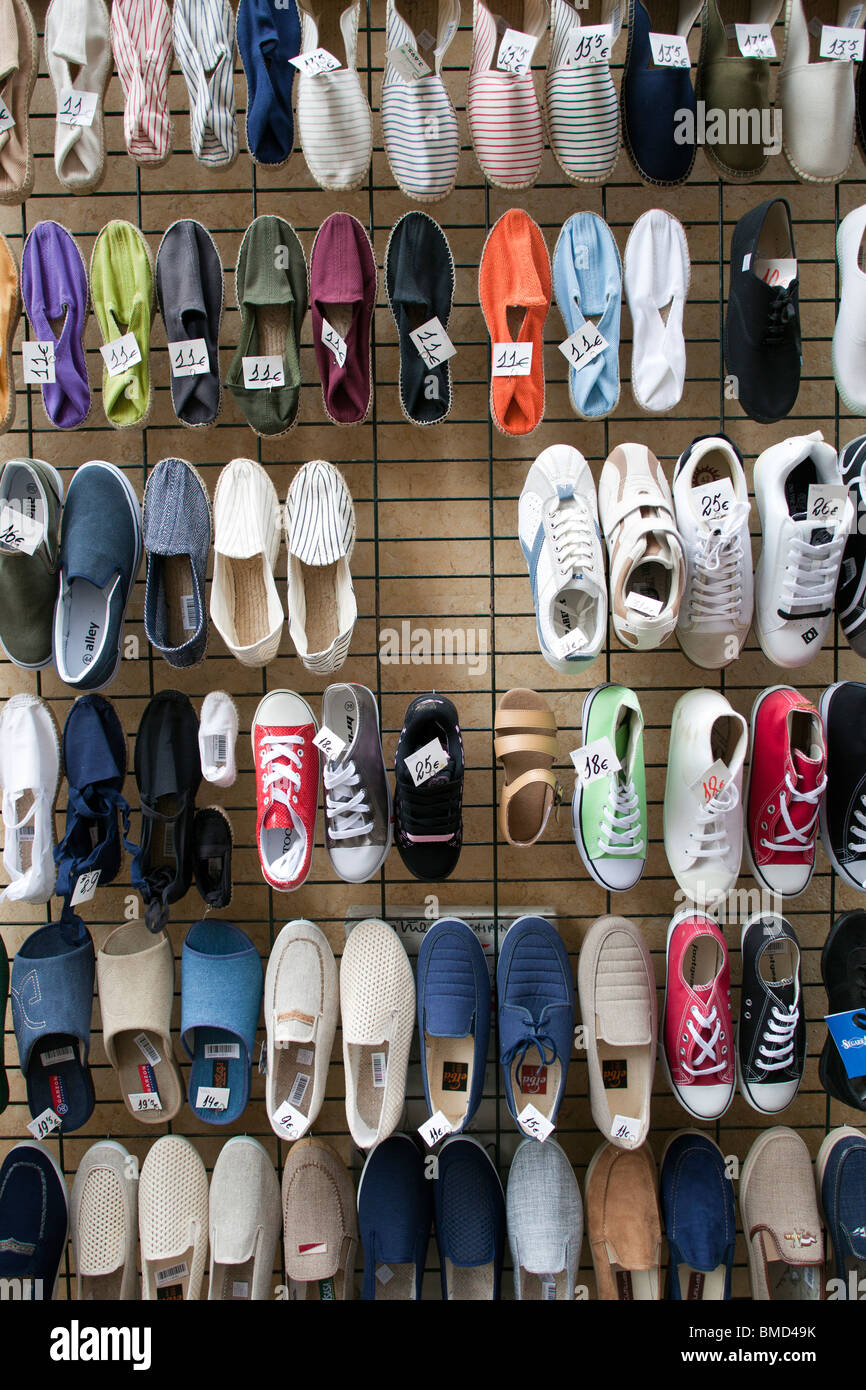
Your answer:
394;693;463;881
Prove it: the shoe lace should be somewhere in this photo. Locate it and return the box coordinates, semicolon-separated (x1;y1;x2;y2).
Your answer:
848;794;866;857
501;1022;559;1087
599;777;644;856
548;497;596;576
324;759;372;841
261;734;306;880
688;781;739;860
759;770;827;853
399;776;461;837
779;530;847;618
763;286;798;346
687;500;750;621
682;1001;727;1076
755;984;800;1073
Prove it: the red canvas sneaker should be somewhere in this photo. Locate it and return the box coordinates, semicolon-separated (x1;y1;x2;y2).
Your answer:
663;908;734;1120
252;690;320;891
745;685;826;898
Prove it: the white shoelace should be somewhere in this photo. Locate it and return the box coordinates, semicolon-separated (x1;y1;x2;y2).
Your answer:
682;1001;727;1077
260;734;306;879
780;528;847;615
687;501;750;621
324;759;373;842
759;771;827;854
599;777;645;856
688;781;739;860
848;794;866;858
755;988;800;1073
548;499;597;577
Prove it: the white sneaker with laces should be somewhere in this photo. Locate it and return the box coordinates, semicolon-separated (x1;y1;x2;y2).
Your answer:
518;444;607;673
198;691;238;788
673;435;753;669
754;431;854;668
252;690;320;892
0;693;60;904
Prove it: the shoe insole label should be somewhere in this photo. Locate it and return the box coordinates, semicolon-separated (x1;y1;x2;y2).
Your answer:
602;1058;628;1088
570;735;621;787
625;590;663;617
520;1064;547;1094
386;41;431;78
441;1061;468;1091
100;332;142;376
649;32;690;66
496;27;539;75
296;1047;314;1065
824;1008;866;1078
418;1109;453;1147
21;341;56;385
567;23;612;64
806;483;847;523
168;338;209;376
492;341;532;375
558;321;608;372
57;88;99;126
241;355;284;389
289;47;342;75
819;23;864;59
409;316;456;368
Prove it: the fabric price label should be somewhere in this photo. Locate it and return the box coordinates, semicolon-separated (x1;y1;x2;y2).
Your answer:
409;316;456;367
0;96;14;133
27;1107;62;1140
100;333;141;377
492;342;533;376
517;1102;554;1141
242;355;284;389
168;338;209;376
570;735;621;786
313;725;347;761
321;317;347;368
70;868;101;906
496;26;539;74
807;483;848;523
57;88;99;126
649;32;691;65
289;47;341;75
0;502;44;556
691;758;729;805
610;1113;641;1146
405;736;448;787
820;24;865;58
386;41;431;78
568;23;612;64
128;1091;163;1113
196;1086;230;1111
691;475;736;523
418;1110;453;1148
273;1099;306;1139
558;321;608;372
22;341;56;385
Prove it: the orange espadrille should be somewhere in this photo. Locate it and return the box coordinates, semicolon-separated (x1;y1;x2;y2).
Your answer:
479;208;551;437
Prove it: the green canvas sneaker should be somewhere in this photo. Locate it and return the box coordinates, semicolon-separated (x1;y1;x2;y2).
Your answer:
0;456;63;668
572;683;647;892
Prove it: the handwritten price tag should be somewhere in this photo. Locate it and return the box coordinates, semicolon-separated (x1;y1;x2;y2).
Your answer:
418;1110;453;1148
273;1099;307;1140
497;26;539;74
406;737;449;787
195;1086;230;1111
0;502;44;555
492;342;533;376
734;22;776;57
57;88;98;126
128;1092;163;1113
753;256;797;288
570;735;621;786
649;32;691;66
692;475;735;523
242;355;284;389
321;318;348;369
27;1107;61;1140
807;483;848;522
691;758;729;805
313;725;347;761
168;338;209;377
626;590;663;617
820;24;864;59
70;868;101;906
409;315;456;368
558;321;608;372
289;47;341;75
22;341;56;385
517;1102;554;1141
610;1113;641;1147
0;96;14;133
100;333;141;378
568;23;612;64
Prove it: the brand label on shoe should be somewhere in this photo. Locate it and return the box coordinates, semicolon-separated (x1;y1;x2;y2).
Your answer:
70;868;101;906
520;1063;548;1094
558;321;608;372
492;342;533;375
273;1099;307;1139
128;1091;163;1112
298;1241;328;1256
691;758;729;804
289;46;342;75
196;1085;230;1111
418;1109;453;1147
40;1046;75;1066
409;316;456;368
21;341;56;385
806;483;848;523
371;1051;387;1088
570;735;621;786
57;88;99;126
625;590;663;618
405;736;449;786
313;724;347;761
296;1047;314;1065
100;332;142;377
824;1008;866;1077
0;96;14;133
753;256;797;288
692;475;736;523
496;27;539;75
288;1071;310;1107
517;1102;554;1141
602;1058;628;1088
27;1107;62;1140
387;41;431;78
441;1060;468;1091
155;1261;189;1286
134;1033;162;1066
819;23;865;58
168;338;209;376
180;594;197;631
321;317;347;369
0;502;44;555
732;22;776;57
568;23;612;64
241;354;284;389
204;1042;240;1059
649;31;691;66
610;1113;641;1146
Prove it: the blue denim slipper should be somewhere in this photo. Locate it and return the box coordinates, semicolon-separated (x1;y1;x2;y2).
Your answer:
553;212;622;420
434;1135;506;1300
181;918;262;1124
497;915;574;1137
416;917;490;1133
0;1142;68;1298
358;1134;432;1301
54;693;130;905
237;0;300;165
660;1131;736;1300
143;457;211;669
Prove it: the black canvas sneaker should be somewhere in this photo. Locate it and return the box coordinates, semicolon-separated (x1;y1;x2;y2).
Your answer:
724;198;800;425
820;910;866;1112
394;693;463;882
131;690;201;930
193;805;232;909
738;912;805;1115
819;681;866;891
835;436;866;657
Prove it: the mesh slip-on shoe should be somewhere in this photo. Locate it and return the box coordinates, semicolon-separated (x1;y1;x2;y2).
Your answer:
265;919;337;1142
131;690;201;932
71;1140;138;1300
434;1136;506;1300
394;692;464;881
252;690;320;892
740;1127;824;1299
285;458;357;674
21;223;90;429
54;693;130;905
0;693;60;905
0;1143;68;1300
819;681;866;889
507;1137;583;1300
662;908;735;1121
660;1131;735;1300
156;219;223;428
497;915;574;1138
819;909;866;1111
321;682;391;884
573;684;647;892
139;1135;208;1300
358;1133;432;1300
211;458;284;668
0;458;62;668
282;1138;357;1301
725;199;801;425
738;911;805;1114
417;916;490;1134
745;685;826;897
817;1126;866;1296
341;918;415;1150
143;456;211;669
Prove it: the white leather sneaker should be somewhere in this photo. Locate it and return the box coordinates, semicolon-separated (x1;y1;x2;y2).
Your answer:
0;693;60;904
833;203;866;413
211;458;284;667
198;691;239;788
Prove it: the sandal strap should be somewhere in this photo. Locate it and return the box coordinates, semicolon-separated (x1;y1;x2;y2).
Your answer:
494;732;557;760
495;707;556;731
501;767;559;800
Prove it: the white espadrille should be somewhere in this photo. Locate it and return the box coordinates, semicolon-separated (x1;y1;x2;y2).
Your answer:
381;0;461;201
284;459;357;676
211;457;284;668
296;0;373;191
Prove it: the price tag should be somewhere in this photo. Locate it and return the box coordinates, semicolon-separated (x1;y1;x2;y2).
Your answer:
492;342;533;376
386;41;431;78
558;321;608;372
692;475;735;524
57;88;99;126
168;338;209;377
27;1107;61;1140
807;483;849;522
418;1109;453;1148
195;1086;230;1111
22;341;56;385
405;736;448;787
321;318;347;369
497;26;539;74
409;315;456;368
0;503;44;556
242;355;284;389
649;32;691;66
273;1099;307;1139
610;1113;641;1147
691;758;729;805
625;590;663;617
70;868;100;906
568;22;612;64
517;1102;554;1141
734;22;776;57
570;735;621;786
100;332;141;377
753;256;797;288
313;725;347;761
820;24;865;59
289;47;341;75
0;96;14;133
556;626;588;659
128;1091;162;1113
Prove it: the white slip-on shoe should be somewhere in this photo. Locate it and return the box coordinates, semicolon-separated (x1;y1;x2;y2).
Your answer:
663;688;748;907
285;459;357;675
173;0;238;169
518;444;607;672
252;691;320;893
0;693;59;905
673;434;754;669
71;1140;138;1300
780;0;861;183
381;0;461;201
624;209;690;413
208;1136;280;1301
545;0;622;184
265;919;338;1142
45;0;111;193
340;918;415;1150
139;1135;209;1300
296;0;373;191
211;457;284;668
467;0;548;190
598;442;686;650
833;203;866;414
754;431;853;668
198;690;239;788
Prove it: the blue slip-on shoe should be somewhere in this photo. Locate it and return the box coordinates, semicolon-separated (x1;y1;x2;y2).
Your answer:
237;0;300;166
660;1130;736;1300
621;0;701;186
358;1133;432;1300
52;460;143;692
553;212;622;420
0;1142;68;1299
181;918;263;1125
143;457;211;669
434;1135;506;1300
54;693;130;905
497;915;574;1137
11;916;95;1133
817;1126;866;1297
416;917;490;1134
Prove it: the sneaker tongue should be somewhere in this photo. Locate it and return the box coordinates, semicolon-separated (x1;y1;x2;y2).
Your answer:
792;748;821;793
263;801;292;830
791;512;832;546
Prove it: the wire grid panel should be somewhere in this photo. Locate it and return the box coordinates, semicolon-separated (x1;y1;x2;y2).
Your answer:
0;0;863;1301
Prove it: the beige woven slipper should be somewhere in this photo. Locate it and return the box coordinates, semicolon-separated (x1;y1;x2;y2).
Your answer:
282;1138;358;1301
138;1135;209;1300
494;688;560;846
97;918;183;1124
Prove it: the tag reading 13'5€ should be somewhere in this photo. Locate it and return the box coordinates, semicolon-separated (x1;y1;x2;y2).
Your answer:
492;342;533;376
568;23;612;64
409;316;456;368
558;321;608;372
820;24;865;59
570;735;621;786
649;32;691;65
496;27;539;75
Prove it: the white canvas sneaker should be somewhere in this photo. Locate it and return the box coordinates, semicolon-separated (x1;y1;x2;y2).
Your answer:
265;919;338;1142
673;435;754;669
285;459;357;675
381;0;461;201
211;458;284;667
598;442;685;650
296;0;373;191
754;431;853;668
198;690;239;788
518;444;607;672
0;693;60;904
341;918;415;1149
833;203;866;414
663;689;748;907
545;0;621;184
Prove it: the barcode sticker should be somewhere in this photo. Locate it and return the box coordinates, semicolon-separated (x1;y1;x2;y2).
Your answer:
180;594;197;631
386;41;431;78
371;1052;387;1088
27;1107;61;1140
273;1099;306;1139
195;1086;230;1111
40;1046;74;1066
204;1042;240;1059
207;734;228;766
134;1033;162;1066
232;1281;249;1298
155;1261;189;1286
288;1072;310;1107
18;824;35;841
128;1091;163;1112
296;1047;314;1065
541;1277;557;1300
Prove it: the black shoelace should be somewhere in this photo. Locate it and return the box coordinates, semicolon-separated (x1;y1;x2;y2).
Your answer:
764;286;799;347
399;777;461;837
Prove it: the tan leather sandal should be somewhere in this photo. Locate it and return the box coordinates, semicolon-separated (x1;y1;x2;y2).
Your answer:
494;688;560;847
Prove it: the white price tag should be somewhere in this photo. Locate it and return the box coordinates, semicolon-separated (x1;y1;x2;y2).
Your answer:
753;256;797;288
289;47;341;75
242;355;284;389
492;341;533;376
321;317;347;369
649;31;691;66
556;626;588;659
57;88;99;126
0;96;14;133
409;315;456;367
807;483;849;523
22;341;56;385
128;1091;163;1113
418;1109;453;1148
625;590;663;617
70;868;100;906
386;41;431;78
406;736;448;787
517;1102;554;1141
497;26;539;74
558;321;608;372
313;725;347;761
691;758;729;805
195;1085;230;1111
168;338;209;376
734;22;776;57
610;1113;641;1146
100;332;141;377
0;502;44;556
692;475;736;524
273;1099;307;1139
570;735;621;786
568;23;612;63
27;1107;61;1140
820;24;865;58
